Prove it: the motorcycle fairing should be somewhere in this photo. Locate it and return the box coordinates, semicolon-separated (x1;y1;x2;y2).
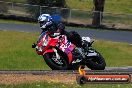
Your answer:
58;35;75;64
36;32;75;64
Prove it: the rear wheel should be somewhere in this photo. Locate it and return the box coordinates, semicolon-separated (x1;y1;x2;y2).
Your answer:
86;52;106;70
43;52;69;70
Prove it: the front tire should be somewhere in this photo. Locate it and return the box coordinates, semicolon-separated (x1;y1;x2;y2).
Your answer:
43;52;69;70
86;52;106;70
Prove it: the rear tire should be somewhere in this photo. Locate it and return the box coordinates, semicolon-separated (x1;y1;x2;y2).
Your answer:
86;52;106;70
43;52;69;70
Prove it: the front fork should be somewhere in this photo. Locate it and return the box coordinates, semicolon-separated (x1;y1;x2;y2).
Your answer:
53;48;60;60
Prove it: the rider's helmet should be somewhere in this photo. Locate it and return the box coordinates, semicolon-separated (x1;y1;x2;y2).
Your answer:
38;14;52;30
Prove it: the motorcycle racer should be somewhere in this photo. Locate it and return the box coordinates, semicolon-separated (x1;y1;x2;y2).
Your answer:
32;14;106;70
38;14;83;47
37;14;86;50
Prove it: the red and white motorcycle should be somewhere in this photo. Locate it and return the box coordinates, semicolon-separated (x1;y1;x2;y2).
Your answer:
32;30;106;70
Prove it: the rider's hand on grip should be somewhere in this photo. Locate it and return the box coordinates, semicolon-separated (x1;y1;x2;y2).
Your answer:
32;43;36;48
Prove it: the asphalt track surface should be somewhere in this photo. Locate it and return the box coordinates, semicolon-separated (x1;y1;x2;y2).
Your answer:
0;23;132;73
0;23;132;44
0;66;132;74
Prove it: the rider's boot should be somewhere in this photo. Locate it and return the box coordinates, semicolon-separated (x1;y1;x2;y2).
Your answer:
71;41;89;63
82;41;89;52
71;47;84;64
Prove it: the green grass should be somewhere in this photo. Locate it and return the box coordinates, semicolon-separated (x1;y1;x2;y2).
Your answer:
66;0;132;14
104;0;132;14
93;40;132;67
66;0;132;26
66;0;93;11
0;81;132;88
0;30;50;70
0;30;132;70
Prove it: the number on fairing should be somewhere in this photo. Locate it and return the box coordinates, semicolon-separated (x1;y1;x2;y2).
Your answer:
60;43;67;52
60;36;70;52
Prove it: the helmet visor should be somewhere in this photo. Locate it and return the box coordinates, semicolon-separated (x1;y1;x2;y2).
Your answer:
39;21;47;27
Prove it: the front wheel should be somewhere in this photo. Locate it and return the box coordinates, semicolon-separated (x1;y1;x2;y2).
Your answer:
86;52;106;70
43;52;69;70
